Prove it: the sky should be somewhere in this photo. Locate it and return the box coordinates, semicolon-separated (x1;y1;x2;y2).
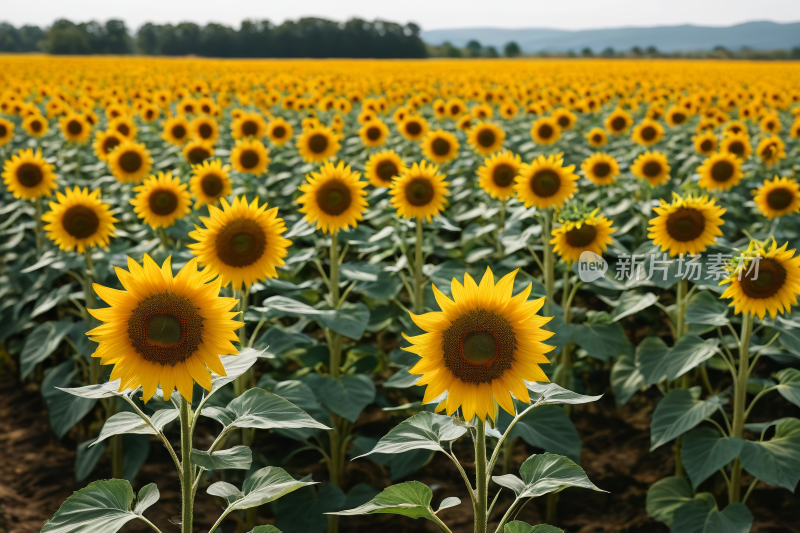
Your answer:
3;0;800;32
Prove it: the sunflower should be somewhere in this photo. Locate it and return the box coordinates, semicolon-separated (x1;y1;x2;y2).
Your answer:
456;115;474;131
551;108;576;131
190;116;220;144
140;103;160;123
631;151;671;187
22;114;48;138
93;129;125;161
631;119;664;146
109;116;137;139
297;161;368;233
87;254;243;402
756;135;786;166
720;240;800;319
0;117;14;146
665;106;689;127
188;196;291;289
2;148;58;200
723;120;748;137
42;186;117;252
359;120;390;148
231;112;267;140
605;108;633;135
421;130;460;164
476;150;521;201
759;113;781;134
584;127;608;147
471;103;493;120
404;267;553;421
530;116;561;145
720;132;752;159
392;106;411;124
265;117;293;146
753;176;800;219
467;122;505;156
183;139;215;166
190;159;233;207
693;131;718;156
230;138;270;176
296;124;341;163
390;160;450;221
130;171;192;229
580;153;620;186
398;115;429;141
648;193;725;257
447;98;467;118
162;115;191;146
364;149;407;188
697;152;743;191
108;139;153;183
514;153;577;209
59;113;91;143
551;210;616;263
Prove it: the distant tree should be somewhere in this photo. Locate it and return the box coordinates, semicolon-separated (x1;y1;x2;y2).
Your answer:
581;47;593;57
601;47;615;57
484;46;499;58
646;45;658;55
792;46;800;59
441;41;462;58
136;23;160;54
42;19;91;54
566;49;577;57
466;39;482;57
631;46;643;56
504;41;521;57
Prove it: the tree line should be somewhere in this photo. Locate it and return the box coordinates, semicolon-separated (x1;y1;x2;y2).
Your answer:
0;18;427;58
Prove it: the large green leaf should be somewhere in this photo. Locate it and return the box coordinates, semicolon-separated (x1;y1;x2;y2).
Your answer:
225;388;330;431
637;336;671;386
20;319;74;378
685;291;729;326
525;381;603;407
681;428;744;489
638;336;719;386
572;322;634;361
328;481;437;521
650;388;726;450
610;353;645;406
307;374;376;423
207;348;264;394
492;453;604;499
354;411;467;458
209;467;316;511
261;296;370;339
611;291;659;322
75;439;106;482
672;496;753;533
43;360;97;439
498;405;581;463
505;523;563;533
93;410;179;446
250;526;282;533
30;284;75;318
775;368;800;408
739;417;800;492
191;446;252;470
646;476;693;526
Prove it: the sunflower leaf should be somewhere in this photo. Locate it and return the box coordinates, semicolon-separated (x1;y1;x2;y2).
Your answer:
226;388;331;431
650;387;727;450
92;410;179;446
646;476;694;526
739;417;800;492
525;381;603;407
504;522;564;533
192;446;253;471
327;481;437;521
353;411;468;459
41;479;147;533
228;467;317;510
492;453;604;499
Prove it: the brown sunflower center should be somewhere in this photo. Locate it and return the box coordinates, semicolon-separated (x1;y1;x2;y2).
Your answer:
128;292;204;365
214;218;267;267
711;161;734;183
366;126;382;141
102;136;121;153
592;133;602;143
760;143;776;159
405;121;422;136
62;204;100;239
442;309;516;384
241;120;258;136
308;133;329;154
611;116;627;131
431;137;451;156
116;123;130;136
405;178;434;206
592;162;611;178
201;173;224;197
239;149;260;170
31;120;43;133
375;161;398;183
700;139;714;152
198;123;213;139
0;124;6;137
477;128;496;148
148;189;178;216
16;163;44;188
666;207;705;242
728;141;744;155
172;124;187;140
766;188;793;211
557;116;570;128
740;258;786;299
492;163;516;187
119;150;143;173
67;120;83;135
316;179;352;215
187;146;211;165
450;105;461;115
641;126;656;141
530;169;561;197
272;125;286;139
538;123;554;140
672;112;687;124
642;161;662;178
566;224;597;247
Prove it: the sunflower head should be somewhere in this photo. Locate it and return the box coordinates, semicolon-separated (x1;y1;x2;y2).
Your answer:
421;129;460;164
108;139;153;183
266;117;294;146
131;171;192;229
467;121;505;156
231;112;267;139
404;267;553;421
364;149;407;188
753;176;800;219
399;115;429;141
477;150;521;200
693;131;719;156
584;127;608;147
720;132;752;159
191;115;220;144
631;151;671;187
0;117;14;146
183;139;215;166
2;148;58;200
359;120;390;148
551;206;616;263
697;152;743;191
552;108;576;131
162;115;191;146
296;124;341;163
93;129;125;161
647;192;726;257
666;106;689;127
514;153;577;209
22;114;49;138
59;113;91;143
756;135;787;166
390;160;450;221
530;116;562;145
42;186;118;252
190;158;233;207
631;119;664;147
109;116;136;139
580;153;619;186
605;109;633;135
230;138;271;176
297;161;368;234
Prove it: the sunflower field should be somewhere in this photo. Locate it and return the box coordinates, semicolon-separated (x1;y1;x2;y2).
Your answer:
1;56;800;533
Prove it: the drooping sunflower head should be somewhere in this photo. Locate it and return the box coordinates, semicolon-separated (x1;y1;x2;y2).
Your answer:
162;115;191;146
297;161;368;234
753;176;800;219
2;148;58;200
720;132;752;159
467;121;505;156
59;113;91;144
584;127;608;147
605;108;633;135
359;120;390;148
364;149;407;188
647;192;726;257
266;117;294;146
42;186;118;252
551;207;616;263
390;160;450;221
631;119;664;147
514;153;578;209
398;115;429;141
22;114;49;138
697;152;743;191
93;129;125;161
230;138;270;176
756;135;787;166
405;267;553;422
231;111;267;139
296;124;341;163
530;116;562;145
130;171;192;229
108;139;153;184
720;240;800;319
190;115;220;144
693;131;719;156
421;129;460;164
183;139;215;166
188;196;291;289
477;150;521;201
0;117;14;146
87;254;243;402
580;152;620;186
631;151;671;187
190;158;233;207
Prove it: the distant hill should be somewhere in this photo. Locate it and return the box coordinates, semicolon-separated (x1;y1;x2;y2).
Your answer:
422;21;800;53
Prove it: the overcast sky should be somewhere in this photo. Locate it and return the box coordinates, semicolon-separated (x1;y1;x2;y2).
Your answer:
3;0;800;31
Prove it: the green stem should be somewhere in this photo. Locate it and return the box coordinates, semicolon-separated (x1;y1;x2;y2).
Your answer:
474;421;487;533
330;231;340;308
35;197;43;249
328;231;345;533
542;211;554;317
501;436;515;475
729;313;754;504
414;218;424;314
180;396;194;533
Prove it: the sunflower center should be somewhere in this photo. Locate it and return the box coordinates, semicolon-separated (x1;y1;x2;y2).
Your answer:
641;126;656;141
67;120;83;135
405;121;422;136
405;178;434;206
316;179;353;215
199;123;213;139
215;218;267;267
431;138;451;156
16;163;44;187
128;292;204;365
365;126;381;141
62;205;100;239
592;133;602;143
538;124;554;139
642;161;662;178
728;141;744;156
149;189;178;216
0;124;6;137
450;105;460;115
557;116;569;128
477;128;496;147
740;258;786;299
592;162;611;178
117;123;130;136
700;139;714;152
103;136;121;153
565;224;597;247
766;188;793;210
666;207;705;242
239;149;260;169
272;125;286;138
761;143;776;159
442;309;516;384
201;173;224;197
119;151;143;173
31;120;43;132
492;163;516;187
172;125;187;139
672;112;687;124
530;169;561;197
188;146;211;164
375;161;398;183
711;161;734;182
611;116;626;131
308;133;329;154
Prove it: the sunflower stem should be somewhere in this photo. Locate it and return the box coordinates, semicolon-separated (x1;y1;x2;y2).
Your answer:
34;197;43;249
729;312;754;504
674;278;689;478
474;421;488;533
180;396;194;533
414;218;424;314
330;231;340;308
541;210;554;317
501;436;515;475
